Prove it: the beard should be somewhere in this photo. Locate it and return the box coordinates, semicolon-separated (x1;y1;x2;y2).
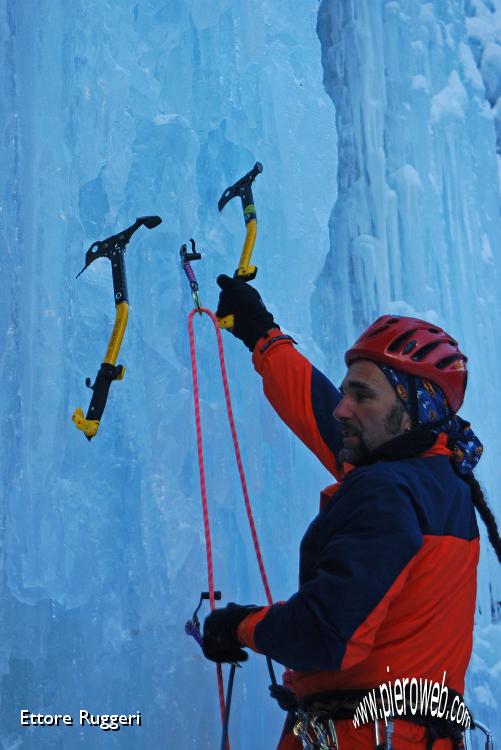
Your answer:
384;400;407;436
338;433;370;465
338;401;407;465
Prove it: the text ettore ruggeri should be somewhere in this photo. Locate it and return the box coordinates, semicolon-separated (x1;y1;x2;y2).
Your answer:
20;710;142;731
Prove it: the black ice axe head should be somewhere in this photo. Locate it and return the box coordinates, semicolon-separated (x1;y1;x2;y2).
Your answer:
215;162;264;330
138;215;162;229
77;215;163;278
218;162;263;213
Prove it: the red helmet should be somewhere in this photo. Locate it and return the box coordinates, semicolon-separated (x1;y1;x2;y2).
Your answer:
345;315;468;412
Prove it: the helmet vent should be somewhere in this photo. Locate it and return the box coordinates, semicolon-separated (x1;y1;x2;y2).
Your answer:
367;325;391;339
402;340;417;355
411;341;440;361
436;355;463;370
387;329;418;352
428;327;440;334
365;318;401;339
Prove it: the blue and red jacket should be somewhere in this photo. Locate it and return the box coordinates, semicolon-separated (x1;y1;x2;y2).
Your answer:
237;332;479;748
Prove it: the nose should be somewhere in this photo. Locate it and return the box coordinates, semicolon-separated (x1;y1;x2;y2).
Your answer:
333;394;353;421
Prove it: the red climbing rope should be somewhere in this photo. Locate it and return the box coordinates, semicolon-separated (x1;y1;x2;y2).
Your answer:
188;307;273;605
188;308;226;723
187;307;274;736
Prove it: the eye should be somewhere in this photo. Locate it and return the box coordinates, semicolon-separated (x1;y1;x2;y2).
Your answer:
354;391;371;403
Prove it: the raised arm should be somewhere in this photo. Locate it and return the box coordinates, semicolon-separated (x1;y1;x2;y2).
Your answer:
252;331;343;476
216;275;343;477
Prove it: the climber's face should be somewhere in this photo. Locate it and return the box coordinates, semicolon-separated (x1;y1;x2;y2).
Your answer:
334;360;411;464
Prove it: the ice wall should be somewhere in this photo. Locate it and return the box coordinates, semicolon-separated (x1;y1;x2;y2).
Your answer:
1;0;500;748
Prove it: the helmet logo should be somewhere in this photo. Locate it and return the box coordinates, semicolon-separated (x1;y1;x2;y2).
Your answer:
454;360;465;370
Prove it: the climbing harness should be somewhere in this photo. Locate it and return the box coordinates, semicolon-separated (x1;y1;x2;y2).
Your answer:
282;685;494;750
216;161;263;330
72;215;162;440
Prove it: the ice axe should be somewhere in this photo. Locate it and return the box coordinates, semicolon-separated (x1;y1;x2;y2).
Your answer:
72;215;162;440
216;161;263;329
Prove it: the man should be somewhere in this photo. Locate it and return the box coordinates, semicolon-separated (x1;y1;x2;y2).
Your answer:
202;276;498;749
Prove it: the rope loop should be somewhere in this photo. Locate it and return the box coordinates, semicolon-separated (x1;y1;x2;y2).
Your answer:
187;307;274;746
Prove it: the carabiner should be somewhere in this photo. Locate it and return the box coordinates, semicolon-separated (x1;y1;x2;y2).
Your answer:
180;239;203;314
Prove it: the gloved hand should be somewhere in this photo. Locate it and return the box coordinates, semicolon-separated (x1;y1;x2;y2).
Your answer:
202;603;261;663
216;275;277;351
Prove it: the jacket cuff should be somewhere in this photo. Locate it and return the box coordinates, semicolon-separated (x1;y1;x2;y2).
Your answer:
252;328;296;374
237;606;271;651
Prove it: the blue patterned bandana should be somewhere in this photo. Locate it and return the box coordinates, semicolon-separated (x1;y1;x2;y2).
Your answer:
377;364;483;475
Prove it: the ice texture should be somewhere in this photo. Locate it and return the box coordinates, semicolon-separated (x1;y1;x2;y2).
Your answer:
0;0;500;748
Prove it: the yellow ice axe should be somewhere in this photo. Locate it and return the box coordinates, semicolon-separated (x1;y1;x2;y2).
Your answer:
72;216;162;440
216;162;263;329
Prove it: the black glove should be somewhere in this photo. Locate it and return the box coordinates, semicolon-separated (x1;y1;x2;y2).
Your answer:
202;603;261;663
216;275;277;351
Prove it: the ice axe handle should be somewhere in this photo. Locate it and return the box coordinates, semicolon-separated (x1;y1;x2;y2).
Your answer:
217;313;235;330
216;271;256;330
72;362;125;440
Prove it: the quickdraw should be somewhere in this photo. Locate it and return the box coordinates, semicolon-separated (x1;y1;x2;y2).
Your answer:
180;239;202;313
185;590;221;648
216;161;263;330
72;215;162;440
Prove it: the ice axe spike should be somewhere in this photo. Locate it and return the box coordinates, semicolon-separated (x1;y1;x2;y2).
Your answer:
217;162;263;330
